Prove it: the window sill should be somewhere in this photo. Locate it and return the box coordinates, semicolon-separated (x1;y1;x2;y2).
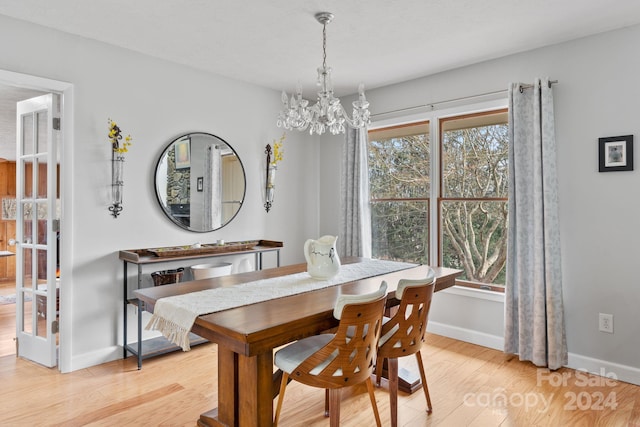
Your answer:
439;284;505;303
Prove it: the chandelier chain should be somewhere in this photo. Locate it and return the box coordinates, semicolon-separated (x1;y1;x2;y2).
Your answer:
322;22;327;70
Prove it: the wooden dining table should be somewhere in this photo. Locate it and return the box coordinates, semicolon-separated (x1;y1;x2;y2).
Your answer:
135;257;461;427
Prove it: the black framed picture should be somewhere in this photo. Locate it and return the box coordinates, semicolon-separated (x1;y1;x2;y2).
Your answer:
197;177;203;192
599;135;633;172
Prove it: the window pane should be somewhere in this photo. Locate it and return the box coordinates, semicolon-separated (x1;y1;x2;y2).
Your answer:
36;248;48;281
36;294;47;337
36;110;49;154
22;114;34;156
371;200;428;264
368;122;430;199
441;200;508;285
21;290;33;335
36;159;48;198
22;159;34;198
22;204;34;245
442;112;508;198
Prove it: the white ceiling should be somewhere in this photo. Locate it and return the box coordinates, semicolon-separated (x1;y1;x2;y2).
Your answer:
1;0;640;98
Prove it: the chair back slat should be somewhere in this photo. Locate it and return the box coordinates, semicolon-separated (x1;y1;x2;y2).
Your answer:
379;276;435;359
291;293;387;390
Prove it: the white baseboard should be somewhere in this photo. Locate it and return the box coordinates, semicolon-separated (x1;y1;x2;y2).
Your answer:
427;321;640;386
68;345;121;372
427;321;504;351
567;352;640;386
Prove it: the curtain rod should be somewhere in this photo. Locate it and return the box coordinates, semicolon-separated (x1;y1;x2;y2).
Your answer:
371;79;558;118
519;79;558;93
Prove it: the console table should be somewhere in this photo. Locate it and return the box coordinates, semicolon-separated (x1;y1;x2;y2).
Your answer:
119;239;283;369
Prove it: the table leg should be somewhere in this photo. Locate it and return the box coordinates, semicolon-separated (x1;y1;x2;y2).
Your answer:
199;346;275;427
238;351;274;426
378;357;423;394
377;274;458;394
123;262;128;359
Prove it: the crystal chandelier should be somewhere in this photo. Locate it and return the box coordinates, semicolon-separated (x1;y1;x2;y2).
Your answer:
277;12;371;136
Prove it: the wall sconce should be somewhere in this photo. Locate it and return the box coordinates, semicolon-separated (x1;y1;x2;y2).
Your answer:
264;144;276;212
264;134;284;213
108;119;132;218
109;152;124;217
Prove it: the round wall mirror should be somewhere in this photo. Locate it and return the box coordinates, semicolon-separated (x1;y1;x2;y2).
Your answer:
154;132;246;232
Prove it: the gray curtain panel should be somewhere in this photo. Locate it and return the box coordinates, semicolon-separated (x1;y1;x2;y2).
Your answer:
205;145;222;229
339;127;372;258
504;78;567;370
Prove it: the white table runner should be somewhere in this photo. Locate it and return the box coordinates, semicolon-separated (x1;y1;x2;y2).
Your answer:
146;259;416;350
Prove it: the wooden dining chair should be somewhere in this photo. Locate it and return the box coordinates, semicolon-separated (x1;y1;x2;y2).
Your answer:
376;270;436;427
273;282;388;427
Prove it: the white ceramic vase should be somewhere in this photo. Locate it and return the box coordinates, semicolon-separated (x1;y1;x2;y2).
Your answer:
303;235;341;279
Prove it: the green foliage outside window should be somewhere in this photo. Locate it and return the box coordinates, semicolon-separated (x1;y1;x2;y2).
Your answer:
371;200;428;264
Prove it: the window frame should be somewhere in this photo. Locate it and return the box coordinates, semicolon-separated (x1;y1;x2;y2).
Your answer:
368;97;508;292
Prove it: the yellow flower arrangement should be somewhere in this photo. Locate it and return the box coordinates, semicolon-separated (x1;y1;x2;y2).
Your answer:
108;118;133;154
271;133;285;166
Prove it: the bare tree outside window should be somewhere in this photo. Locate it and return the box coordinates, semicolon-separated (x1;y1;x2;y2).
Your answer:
441;110;509;285
367;110;509;290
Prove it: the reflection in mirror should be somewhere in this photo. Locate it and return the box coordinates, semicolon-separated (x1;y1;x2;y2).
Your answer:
155;132;246;232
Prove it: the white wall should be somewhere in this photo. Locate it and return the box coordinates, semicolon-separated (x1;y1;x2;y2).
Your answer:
0;14;319;371
320;25;640;384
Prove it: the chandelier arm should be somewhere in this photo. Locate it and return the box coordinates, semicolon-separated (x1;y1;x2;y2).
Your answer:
342;117;357;129
338;105;359;128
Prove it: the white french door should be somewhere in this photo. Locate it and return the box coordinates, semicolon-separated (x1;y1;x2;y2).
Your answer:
15;93;59;367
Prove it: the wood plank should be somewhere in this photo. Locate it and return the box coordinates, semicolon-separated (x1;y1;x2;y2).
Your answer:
49;383;185;426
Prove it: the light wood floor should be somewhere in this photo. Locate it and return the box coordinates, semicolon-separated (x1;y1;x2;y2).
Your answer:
1;279;17;357
0;277;15;297
1;333;639;426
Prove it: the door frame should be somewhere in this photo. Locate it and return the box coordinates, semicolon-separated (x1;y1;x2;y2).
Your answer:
0;69;73;372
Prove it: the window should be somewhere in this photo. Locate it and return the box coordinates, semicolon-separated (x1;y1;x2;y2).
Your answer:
440;110;508;290
368;122;430;264
368;108;508;291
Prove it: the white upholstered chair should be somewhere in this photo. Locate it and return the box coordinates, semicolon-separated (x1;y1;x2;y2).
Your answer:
273;282;388;427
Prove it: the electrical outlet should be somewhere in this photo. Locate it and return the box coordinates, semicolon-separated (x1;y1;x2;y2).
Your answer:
599;313;614;333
